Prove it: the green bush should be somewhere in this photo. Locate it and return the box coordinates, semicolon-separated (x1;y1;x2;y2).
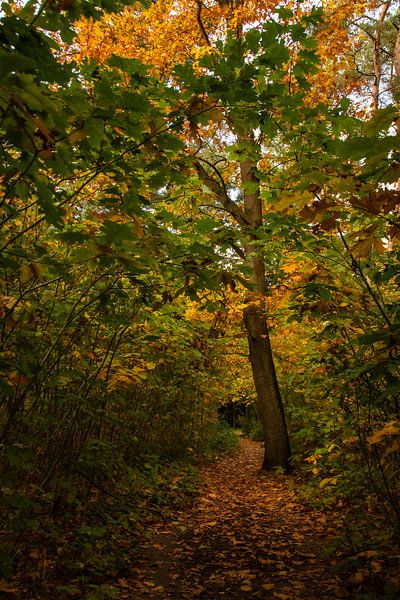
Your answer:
242;418;264;441
200;421;239;459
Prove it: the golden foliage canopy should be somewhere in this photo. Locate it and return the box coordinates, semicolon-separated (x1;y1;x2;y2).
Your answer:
75;0;379;103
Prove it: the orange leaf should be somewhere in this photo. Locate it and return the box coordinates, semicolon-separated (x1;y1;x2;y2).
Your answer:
367;421;400;445
0;581;20;595
262;583;274;590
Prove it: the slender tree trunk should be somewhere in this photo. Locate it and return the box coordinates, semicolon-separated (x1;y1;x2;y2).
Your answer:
194;136;292;470
244;300;292;470
393;27;400;78
240;137;292;471
371;1;391;111
392;26;400;172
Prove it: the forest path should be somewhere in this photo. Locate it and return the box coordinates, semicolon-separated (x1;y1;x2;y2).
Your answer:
127;437;348;599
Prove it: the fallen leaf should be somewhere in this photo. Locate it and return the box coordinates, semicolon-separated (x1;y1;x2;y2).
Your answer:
370;561;382;573
262;583;274;590
0;581;20;594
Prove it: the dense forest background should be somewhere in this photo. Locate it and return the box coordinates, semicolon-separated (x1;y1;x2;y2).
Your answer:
0;0;399;598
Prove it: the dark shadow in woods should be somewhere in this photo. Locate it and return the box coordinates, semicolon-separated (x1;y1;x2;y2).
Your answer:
218;402;259;430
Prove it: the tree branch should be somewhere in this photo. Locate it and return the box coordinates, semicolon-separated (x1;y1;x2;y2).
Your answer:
195;0;211;46
194;158;251;227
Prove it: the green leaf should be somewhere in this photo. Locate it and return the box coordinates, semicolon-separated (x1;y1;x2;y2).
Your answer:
277;7;293;19
246;29;261;53
358;331;391;346
0;50;36;77
193;218;220;234
318;286;332;301
156;133;185;153
58;230;90;244
379;381;400;398
107;55;149;76
122;92;150;113
363;106;398;137
83;118;106;149
259;41;289;68
0;552;14;578
35;180;64;227
99;220;135;244
0;378;14;395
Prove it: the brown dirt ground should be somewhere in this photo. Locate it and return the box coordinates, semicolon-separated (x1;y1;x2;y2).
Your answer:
126;437;350;599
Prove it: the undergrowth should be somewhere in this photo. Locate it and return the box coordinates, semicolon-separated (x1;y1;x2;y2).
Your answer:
1;421;238;599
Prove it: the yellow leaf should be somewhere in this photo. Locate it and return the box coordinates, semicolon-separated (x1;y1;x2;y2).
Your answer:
21;263;42;284
351;238;372;257
293;582;305;589
367;421;400;445
1;295;17;310
282;261;299;275
319;477;337;488
106;368;146;392
133;215;145;239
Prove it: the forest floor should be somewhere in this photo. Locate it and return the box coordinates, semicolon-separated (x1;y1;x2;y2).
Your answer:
126;437;352;599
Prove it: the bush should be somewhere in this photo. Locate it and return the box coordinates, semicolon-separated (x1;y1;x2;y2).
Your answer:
200;421;239;459
242;418;264;441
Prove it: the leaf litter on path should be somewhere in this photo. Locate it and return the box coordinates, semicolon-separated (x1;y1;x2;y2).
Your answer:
127;438;348;599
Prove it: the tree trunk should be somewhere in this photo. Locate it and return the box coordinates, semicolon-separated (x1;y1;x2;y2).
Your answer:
244;301;292;470
393;27;400;78
240;137;292;471
371;1;391;111
194;136;292;471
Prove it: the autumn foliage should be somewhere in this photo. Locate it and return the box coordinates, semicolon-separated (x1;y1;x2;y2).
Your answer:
1;0;400;597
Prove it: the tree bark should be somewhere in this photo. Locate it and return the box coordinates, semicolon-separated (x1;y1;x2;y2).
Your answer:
244;301;292;470
239;137;292;471
371;1;391;111
393;27;400;78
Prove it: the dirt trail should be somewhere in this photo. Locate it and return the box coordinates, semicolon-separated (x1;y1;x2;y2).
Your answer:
127;438;348;599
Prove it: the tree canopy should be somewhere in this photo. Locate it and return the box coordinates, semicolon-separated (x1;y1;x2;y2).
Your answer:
0;0;399;596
